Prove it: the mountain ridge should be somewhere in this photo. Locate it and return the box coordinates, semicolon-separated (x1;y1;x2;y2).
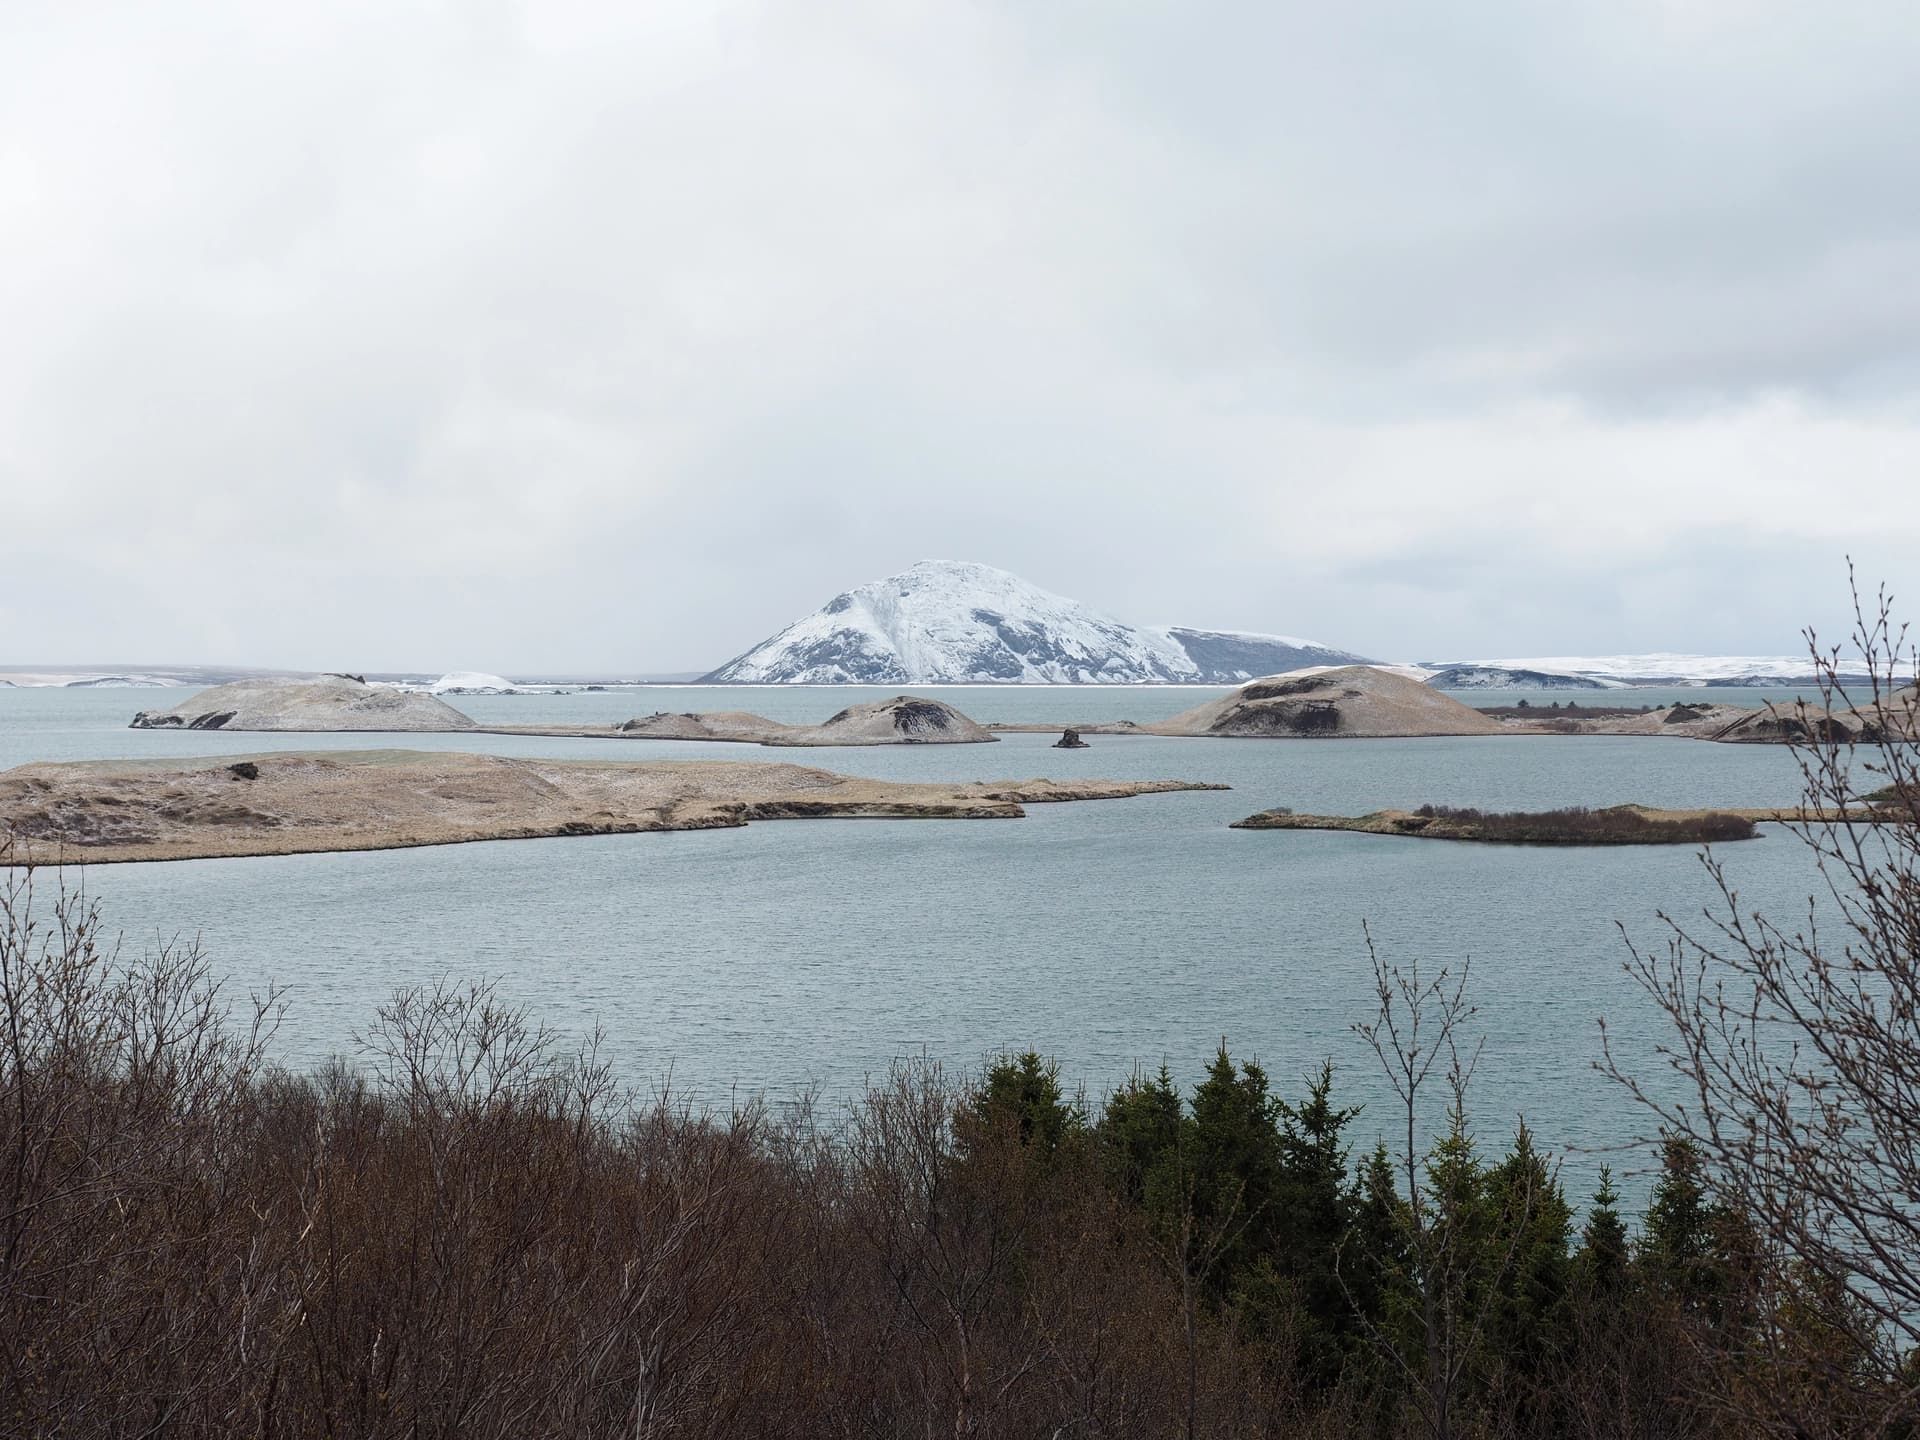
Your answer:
701;561;1371;685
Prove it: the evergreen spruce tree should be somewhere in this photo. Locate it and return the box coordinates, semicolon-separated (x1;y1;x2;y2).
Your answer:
1640;1133;1722;1314
1276;1062;1362;1385
1097;1064;1184;1218
1574;1166;1630;1298
970;1050;1080;1158
1483;1124;1574;1398
1345;1139;1412;1334
1186;1044;1285;1291
1341;1139;1416;1414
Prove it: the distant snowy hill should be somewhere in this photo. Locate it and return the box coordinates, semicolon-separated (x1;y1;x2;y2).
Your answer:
1421;666;1612;691
1477;654;1864;685
423;671;519;695
701;561;1370;684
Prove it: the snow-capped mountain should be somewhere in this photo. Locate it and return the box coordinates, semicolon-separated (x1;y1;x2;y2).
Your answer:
701;561;1370;685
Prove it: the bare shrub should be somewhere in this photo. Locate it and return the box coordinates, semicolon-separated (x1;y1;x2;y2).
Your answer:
1605;569;1920;1436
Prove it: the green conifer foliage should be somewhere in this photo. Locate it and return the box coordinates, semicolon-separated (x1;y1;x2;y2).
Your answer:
1187;1044;1285;1288
1096;1064;1184;1216
1640;1134;1724;1313
1483;1124;1574;1397
1574;1167;1630;1298
1276;1062;1363;1385
970;1050;1081;1159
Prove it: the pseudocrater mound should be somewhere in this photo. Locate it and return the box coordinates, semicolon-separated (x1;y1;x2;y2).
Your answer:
1148;667;1501;739
615;695;996;747
130;676;476;733
616;711;788;742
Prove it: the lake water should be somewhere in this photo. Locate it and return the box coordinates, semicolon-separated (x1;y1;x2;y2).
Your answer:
0;684;1847;1199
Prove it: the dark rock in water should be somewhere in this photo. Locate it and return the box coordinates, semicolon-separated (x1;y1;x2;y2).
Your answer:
1053;728;1089;749
326;673;368;684
228;761;260;781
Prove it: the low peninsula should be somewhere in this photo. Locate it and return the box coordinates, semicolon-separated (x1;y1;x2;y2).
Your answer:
1231;803;1784;844
0;751;1225;865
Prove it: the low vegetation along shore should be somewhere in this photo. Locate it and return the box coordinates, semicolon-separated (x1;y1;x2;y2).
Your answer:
0;752;1221;865
1232;803;1769;844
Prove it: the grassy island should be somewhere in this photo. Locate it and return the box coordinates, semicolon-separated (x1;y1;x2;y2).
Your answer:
1232;802;1762;844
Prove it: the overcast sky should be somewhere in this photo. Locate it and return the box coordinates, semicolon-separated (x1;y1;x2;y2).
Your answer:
4;0;1917;672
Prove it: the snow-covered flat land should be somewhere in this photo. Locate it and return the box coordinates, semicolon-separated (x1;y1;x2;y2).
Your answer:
1479;653;1848;684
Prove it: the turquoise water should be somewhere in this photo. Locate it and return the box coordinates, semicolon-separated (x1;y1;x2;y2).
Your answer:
0;685;1839;1196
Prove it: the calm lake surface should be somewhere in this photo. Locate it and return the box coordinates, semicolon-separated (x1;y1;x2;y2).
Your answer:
0;684;1849;1196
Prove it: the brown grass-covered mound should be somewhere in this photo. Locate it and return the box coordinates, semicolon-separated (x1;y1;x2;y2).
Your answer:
607;695;997;747
1150;666;1502;738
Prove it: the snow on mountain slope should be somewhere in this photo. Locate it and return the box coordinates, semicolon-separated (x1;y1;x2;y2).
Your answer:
701;561;1370;684
423;672;519;695
1153;627;1372;683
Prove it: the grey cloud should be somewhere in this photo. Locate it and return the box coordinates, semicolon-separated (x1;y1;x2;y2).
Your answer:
3;1;1917;671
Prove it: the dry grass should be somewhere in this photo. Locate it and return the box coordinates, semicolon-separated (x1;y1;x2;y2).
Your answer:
0;751;1222;865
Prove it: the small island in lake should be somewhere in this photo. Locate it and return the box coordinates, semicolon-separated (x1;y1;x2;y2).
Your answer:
1146;667;1502;738
1231;803;1765;844
988;671;1917;748
607;694;997;746
131;676;477;732
128;679;1000;748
